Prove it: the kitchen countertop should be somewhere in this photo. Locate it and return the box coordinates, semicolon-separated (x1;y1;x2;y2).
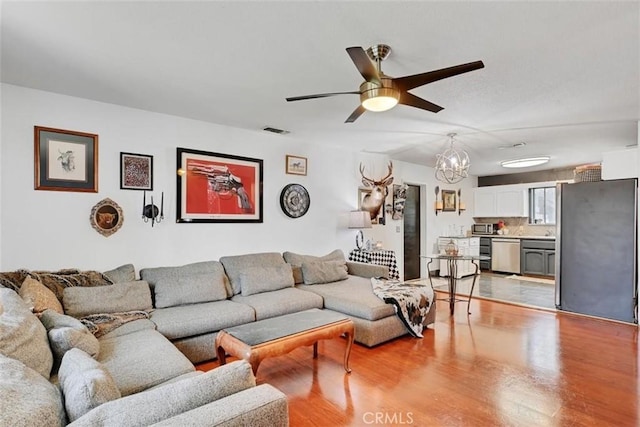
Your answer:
471;234;556;240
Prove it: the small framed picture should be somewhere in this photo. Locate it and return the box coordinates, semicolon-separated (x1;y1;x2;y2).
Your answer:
286;155;307;176
34;126;98;192
90;198;124;237
442;189;457;212
120;152;153;190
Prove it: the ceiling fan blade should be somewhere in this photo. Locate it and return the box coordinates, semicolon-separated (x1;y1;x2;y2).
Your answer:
394;60;485;91
346;47;380;84
286;91;360;102
345;105;366;123
399;92;444;113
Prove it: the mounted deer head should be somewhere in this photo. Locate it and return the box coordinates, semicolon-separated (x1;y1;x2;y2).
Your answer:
359;161;394;221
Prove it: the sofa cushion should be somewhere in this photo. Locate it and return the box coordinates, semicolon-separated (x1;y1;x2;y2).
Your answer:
18;276;64;315
150;300;255;340
239;264;294;296
39;309;100;372
69;360;255;427
283;249;346;284
154;271;228;308
0;354;65;427
63;280;152;318
0;288;53;379
220;252;286;295
297;275;396;321
231;287;323;321
140;260;231;297
58;348;121;422
98;318;157;340
301;260;348;285
97;328;195;396
49;327;100;362
103;264;136;284
151;384;289;427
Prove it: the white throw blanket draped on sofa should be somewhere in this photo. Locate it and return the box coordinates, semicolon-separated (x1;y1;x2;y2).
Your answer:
370;278;434;338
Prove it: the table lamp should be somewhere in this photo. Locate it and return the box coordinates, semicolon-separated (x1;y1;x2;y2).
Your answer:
349;210;372;250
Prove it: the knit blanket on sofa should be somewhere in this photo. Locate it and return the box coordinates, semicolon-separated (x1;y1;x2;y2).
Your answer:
0;269;113;302
80;311;150;338
371;278;433;338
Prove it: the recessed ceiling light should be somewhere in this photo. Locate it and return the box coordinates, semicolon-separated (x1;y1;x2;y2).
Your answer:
501;156;550;168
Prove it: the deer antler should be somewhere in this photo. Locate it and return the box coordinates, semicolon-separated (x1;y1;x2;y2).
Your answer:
359;163;375;185
379;161;393;183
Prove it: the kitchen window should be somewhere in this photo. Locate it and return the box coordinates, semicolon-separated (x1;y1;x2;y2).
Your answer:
529;187;556;224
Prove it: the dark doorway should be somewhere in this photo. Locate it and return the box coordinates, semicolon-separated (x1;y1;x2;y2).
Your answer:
403;184;421;280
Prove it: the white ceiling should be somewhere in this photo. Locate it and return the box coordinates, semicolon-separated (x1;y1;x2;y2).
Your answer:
1;1;638;177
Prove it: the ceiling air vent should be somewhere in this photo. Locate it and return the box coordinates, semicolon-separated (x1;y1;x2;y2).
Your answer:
262;126;290;135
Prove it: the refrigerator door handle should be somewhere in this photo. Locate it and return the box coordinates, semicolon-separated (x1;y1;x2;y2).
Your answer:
554;182;563;309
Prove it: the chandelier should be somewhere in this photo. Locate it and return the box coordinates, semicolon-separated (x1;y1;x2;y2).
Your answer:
435;133;470;184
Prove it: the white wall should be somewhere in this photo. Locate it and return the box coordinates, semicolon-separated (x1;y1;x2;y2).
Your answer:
602;147;639;180
0;84;377;271
0;83;479;279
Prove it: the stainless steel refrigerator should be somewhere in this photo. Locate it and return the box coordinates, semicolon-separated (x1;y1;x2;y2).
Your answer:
556;179;638;323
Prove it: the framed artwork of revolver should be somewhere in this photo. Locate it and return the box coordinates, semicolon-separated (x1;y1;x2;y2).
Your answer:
176;148;263;223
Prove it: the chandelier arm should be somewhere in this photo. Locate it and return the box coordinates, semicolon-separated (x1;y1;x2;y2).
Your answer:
434;134;470;184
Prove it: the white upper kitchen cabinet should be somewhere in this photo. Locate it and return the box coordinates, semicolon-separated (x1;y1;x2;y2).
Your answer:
473;187;497;217
496;185;528;216
473;184;528;217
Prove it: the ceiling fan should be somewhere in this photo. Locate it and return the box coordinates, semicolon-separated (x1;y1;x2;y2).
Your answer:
286;44;484;123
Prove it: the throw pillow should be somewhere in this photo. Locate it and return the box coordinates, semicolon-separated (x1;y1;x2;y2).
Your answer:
0;288;53;379
140;261;232;300
283;249;346;284
301;260;349;285
153;271;228;308
103;264;136;284
58;348;121;422
18;276;64;315
40;308;87;331
63;280;152;318
0;354;66;427
40;309;100;372
238;264;295;296
219;253;287;295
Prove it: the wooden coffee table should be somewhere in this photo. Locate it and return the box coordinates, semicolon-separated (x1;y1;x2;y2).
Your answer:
215;308;354;375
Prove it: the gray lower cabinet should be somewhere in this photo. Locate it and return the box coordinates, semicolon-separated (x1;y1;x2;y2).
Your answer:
545;250;555;276
520;239;555;277
479;237;492;270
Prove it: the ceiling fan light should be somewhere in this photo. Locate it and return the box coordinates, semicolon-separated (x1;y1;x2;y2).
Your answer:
501;156;550;168
360;86;400;112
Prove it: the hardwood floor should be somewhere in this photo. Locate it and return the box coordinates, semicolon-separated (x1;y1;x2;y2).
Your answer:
198;294;639;426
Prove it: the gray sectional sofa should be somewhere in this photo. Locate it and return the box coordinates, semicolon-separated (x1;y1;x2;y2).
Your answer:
0;285;288;427
0;249;435;426
139;249;435;363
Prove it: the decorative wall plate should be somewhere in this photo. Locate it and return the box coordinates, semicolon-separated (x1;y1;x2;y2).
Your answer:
280;184;310;218
90;198;124;237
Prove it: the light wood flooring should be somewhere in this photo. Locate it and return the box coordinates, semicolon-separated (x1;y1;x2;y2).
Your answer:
198;295;639;426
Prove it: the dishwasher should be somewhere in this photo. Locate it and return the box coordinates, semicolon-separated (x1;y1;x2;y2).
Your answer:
491;238;521;274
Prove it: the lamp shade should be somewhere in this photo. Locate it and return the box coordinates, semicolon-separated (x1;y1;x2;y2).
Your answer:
348;210;372;229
